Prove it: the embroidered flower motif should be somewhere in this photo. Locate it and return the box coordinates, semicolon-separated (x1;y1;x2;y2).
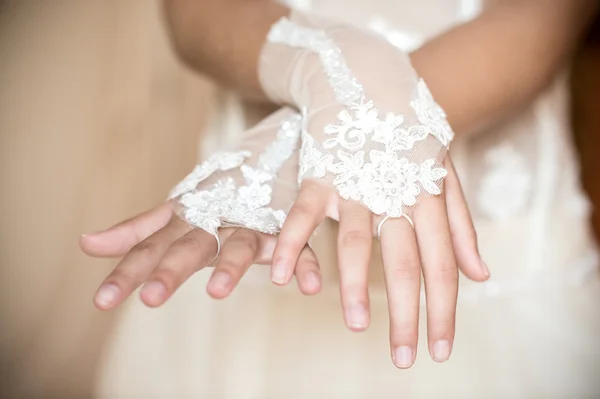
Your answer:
358;151;421;216
237;182;272;209
411;79;454;147
323;99;379;151
179;178;236;235
371;113;429;151
171;113;301;236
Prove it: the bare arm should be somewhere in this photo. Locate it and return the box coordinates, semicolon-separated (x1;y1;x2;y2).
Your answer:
410;0;599;134
163;0;598;134
163;0;288;100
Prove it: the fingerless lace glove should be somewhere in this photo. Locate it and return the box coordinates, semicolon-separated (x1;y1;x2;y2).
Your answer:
260;12;454;219
168;108;302;239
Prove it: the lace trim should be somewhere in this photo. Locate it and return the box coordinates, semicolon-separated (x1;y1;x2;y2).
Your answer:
268;18;452;217
268;18;364;106
170;113;302;236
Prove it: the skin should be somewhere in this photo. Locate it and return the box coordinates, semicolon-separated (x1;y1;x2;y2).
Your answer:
81;0;598;368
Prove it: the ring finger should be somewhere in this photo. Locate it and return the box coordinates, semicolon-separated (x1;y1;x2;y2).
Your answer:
139;226;223;306
379;216;421;368
207;228;262;299
93;214;191;310
337;200;372;331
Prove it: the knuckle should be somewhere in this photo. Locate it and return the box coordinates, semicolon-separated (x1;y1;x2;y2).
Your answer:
389;259;420;282
130;241;157;259
107;269;138;288
428;264;458;284
389;324;418;342
230;233;259;253
149;269;180;289
451;223;477;245
291;200;316;220
429;317;455;332
297;256;319;271
340;230;371;248
175;235;202;250
215;260;243;276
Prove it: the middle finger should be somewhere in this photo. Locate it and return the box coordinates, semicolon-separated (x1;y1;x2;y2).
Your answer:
337;200;373;331
379;216;421;369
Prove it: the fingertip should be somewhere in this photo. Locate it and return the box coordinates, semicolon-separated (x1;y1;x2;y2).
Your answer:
79;234;94;255
459;257;491;282
93;283;122;310
206;271;232;299
480;260;491;279
298;271;322;295
140;281;168;307
271;259;292;285
431;339;453;363
392;346;416;369
344;303;370;332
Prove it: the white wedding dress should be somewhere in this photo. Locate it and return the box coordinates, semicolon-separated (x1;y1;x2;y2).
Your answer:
95;1;600;397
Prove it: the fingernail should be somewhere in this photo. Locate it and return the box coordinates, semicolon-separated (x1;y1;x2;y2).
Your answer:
271;260;288;285
346;303;369;330
82;230;102;237
480;260;490;277
95;284;121;309
141;281;167;305
432;340;451;362
393;346;414;368
210;272;231;291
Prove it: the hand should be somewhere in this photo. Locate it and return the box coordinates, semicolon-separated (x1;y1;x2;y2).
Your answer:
81;202;321;309
259;15;489;367
81;108;322;309
270;157;489;368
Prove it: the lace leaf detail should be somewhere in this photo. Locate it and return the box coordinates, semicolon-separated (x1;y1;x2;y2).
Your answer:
411;79;455;147
418;159;448;195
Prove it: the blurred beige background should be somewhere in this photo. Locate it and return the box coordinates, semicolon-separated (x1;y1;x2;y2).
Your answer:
0;1;214;397
1;1;599;398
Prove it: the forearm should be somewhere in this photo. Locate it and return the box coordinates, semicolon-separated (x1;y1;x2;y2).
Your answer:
163;0;597;134
411;0;599;135
163;0;288;100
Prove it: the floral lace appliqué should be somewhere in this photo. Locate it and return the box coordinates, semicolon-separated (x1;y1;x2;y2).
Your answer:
268;18;453;217
411;79;454;147
171;113;302;236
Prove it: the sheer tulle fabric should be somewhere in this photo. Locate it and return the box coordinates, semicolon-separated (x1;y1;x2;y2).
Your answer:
260;13;454;220
168;108;301;239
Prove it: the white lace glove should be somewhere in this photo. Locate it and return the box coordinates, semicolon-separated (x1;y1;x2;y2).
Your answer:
260;12;454;222
168;107;302;246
